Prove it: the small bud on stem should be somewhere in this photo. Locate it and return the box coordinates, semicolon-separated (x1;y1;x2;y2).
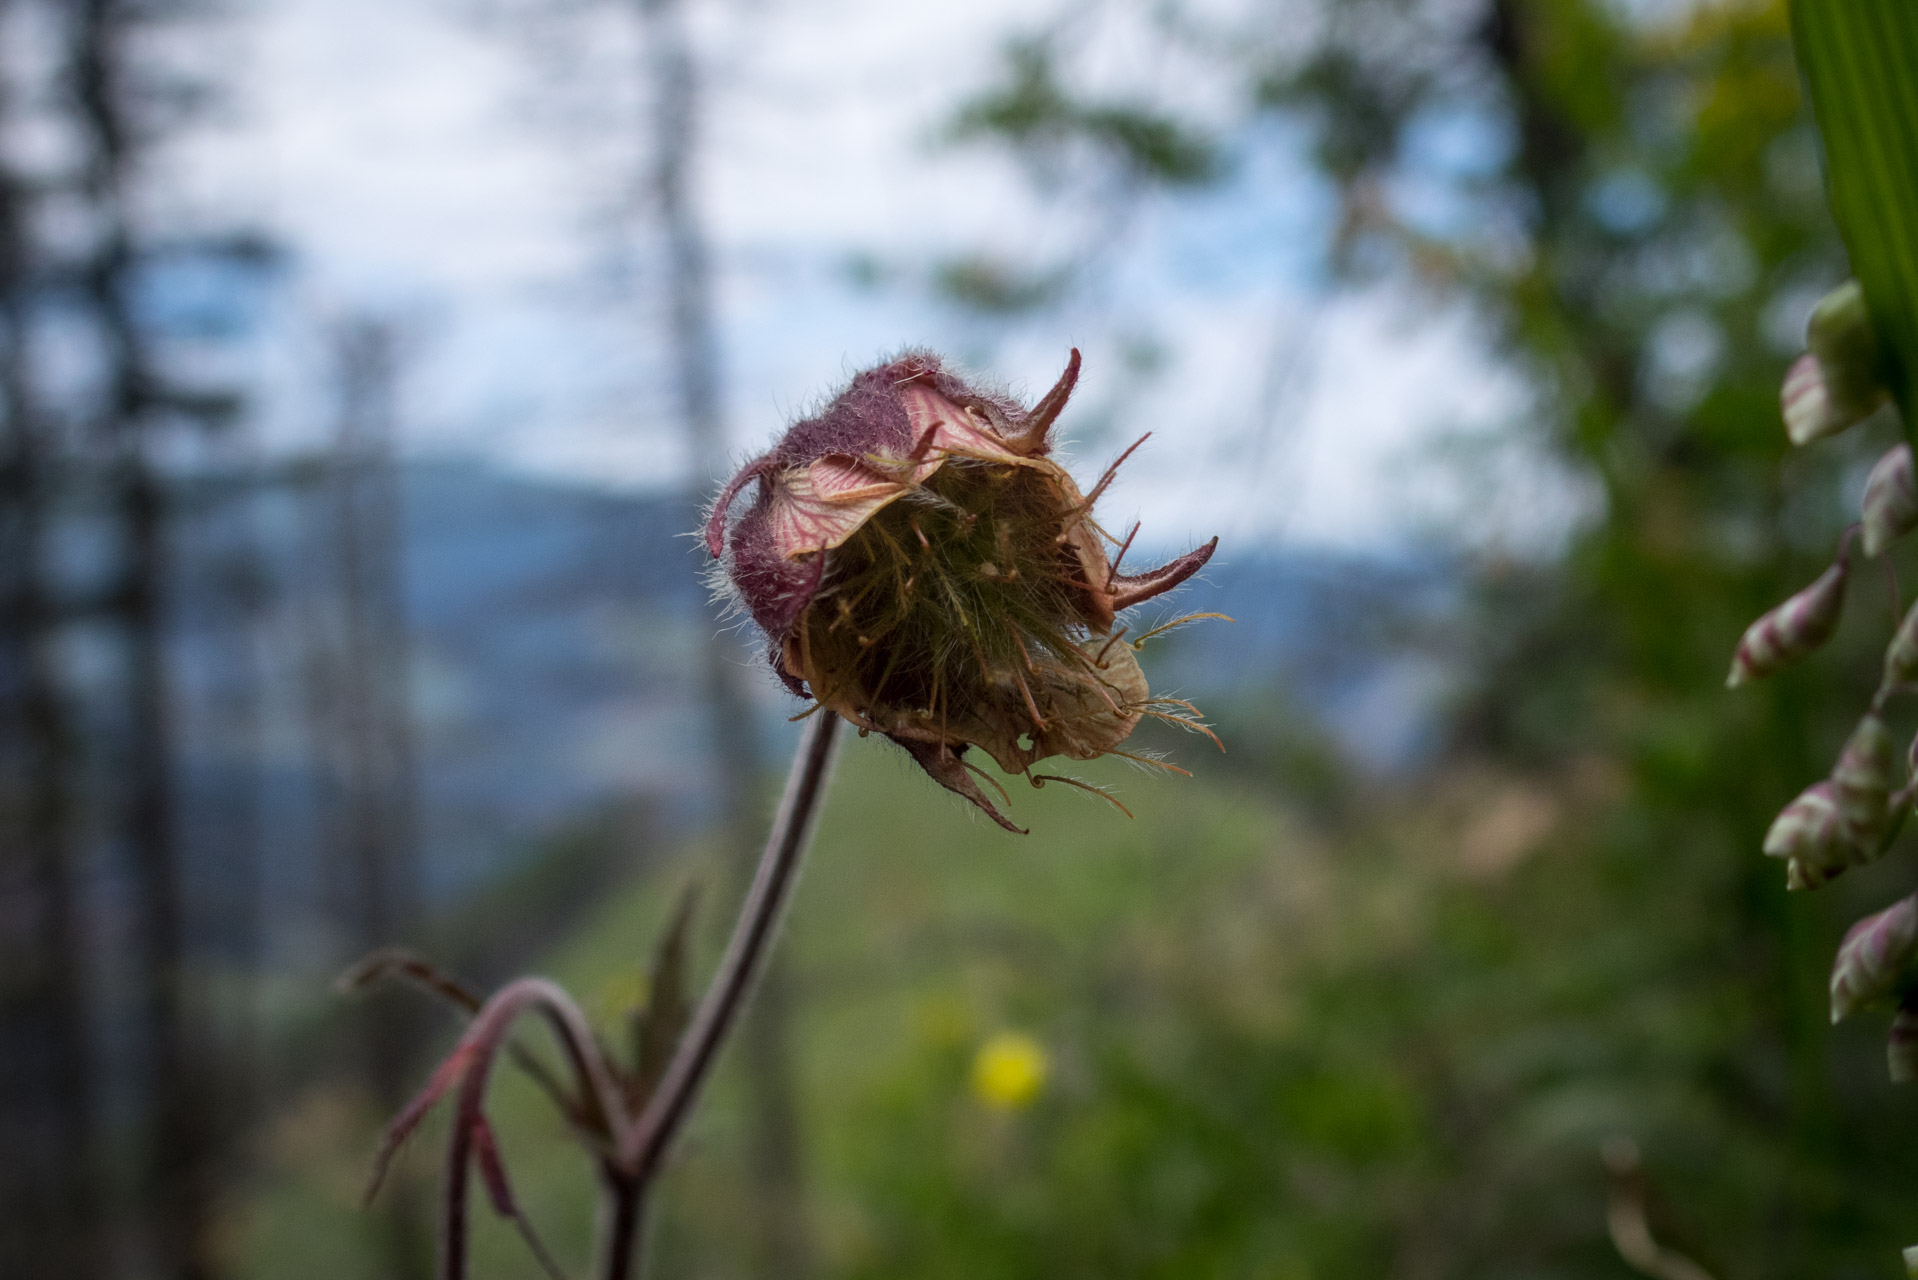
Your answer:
1885;597;1918;693
1833;712;1899;843
1782;280;1890;446
1832;894;1918;1024
1864;444;1918;557
1726;529;1855;688
1762;712;1911;890
1763;780;1848;889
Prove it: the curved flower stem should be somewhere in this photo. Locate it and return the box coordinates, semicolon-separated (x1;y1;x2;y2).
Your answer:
596;1166;646;1280
426;978;633;1280
600;710;841;1278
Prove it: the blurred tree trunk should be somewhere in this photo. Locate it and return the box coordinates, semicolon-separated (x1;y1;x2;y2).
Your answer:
317;317;429;1279
640;0;812;1272
327;319;423;1068
0;35;102;1271
1;3;264;1273
71;2;218;1273
201;438;270;1132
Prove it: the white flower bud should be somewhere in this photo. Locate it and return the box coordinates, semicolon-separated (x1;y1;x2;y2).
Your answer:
1726;551;1851;687
1887;599;1918;691
1782;282;1889;445
1864;445;1918;557
1833;895;1918;1024
1833;713;1899;844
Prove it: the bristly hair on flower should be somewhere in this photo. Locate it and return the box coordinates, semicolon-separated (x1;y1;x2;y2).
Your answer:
705;347;1223;832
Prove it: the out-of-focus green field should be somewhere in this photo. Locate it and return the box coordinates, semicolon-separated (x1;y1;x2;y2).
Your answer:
225;731;1427;1279
223;722;1918;1280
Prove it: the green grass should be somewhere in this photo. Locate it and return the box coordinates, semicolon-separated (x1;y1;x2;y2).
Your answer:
551;733;1315;1279
222;732;1326;1279
221;725;1918;1279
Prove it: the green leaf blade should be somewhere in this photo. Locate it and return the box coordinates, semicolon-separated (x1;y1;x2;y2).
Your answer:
1791;0;1918;431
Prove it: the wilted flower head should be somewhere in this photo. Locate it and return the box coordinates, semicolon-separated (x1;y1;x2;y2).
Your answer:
706;349;1219;831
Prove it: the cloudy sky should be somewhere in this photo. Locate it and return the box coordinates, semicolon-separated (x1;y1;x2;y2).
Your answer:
160;0;1560;552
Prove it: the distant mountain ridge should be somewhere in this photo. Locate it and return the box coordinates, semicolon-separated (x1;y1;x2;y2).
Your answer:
389;461;1454;871
181;459;1451;960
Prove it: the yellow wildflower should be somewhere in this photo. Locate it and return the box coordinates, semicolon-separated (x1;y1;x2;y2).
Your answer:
971;1031;1048;1110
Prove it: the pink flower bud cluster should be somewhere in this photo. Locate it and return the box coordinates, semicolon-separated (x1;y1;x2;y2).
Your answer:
1748;278;1918;1091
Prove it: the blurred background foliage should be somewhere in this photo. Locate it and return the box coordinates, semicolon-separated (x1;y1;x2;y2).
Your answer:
881;2;1918;1276
8;0;1918;1277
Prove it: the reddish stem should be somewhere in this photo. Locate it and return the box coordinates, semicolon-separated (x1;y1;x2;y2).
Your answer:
437;980;630;1280
603;711;842;1273
597;1167;647;1280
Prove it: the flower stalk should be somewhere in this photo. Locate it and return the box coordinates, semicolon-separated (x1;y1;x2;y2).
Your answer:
356;710;842;1280
354;349;1212;1278
622;708;841;1187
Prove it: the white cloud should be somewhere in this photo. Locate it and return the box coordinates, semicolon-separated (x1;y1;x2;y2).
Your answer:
161;0;1564;553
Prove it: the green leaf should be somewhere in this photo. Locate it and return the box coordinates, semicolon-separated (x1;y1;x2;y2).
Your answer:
1791;0;1918;430
946;40;1219;186
629;883;698;1106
